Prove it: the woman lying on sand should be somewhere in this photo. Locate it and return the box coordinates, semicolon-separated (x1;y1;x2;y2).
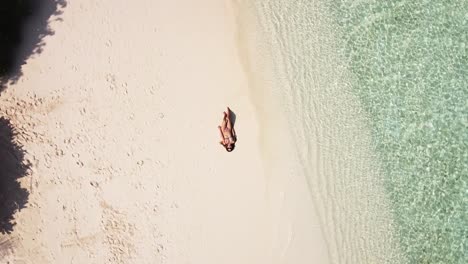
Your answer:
218;107;237;152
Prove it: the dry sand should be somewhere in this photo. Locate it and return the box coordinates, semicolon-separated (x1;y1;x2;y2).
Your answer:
1;0;328;263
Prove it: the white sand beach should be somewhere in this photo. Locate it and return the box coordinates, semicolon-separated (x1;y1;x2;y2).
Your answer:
0;0;328;263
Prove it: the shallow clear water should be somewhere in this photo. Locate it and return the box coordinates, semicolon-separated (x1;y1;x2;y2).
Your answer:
327;1;468;263
248;0;467;263
248;1;404;263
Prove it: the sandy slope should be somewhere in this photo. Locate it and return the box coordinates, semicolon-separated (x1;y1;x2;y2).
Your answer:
0;1;328;263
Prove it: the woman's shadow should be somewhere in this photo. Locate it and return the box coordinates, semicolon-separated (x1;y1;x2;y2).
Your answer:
0;117;30;234
229;109;237;127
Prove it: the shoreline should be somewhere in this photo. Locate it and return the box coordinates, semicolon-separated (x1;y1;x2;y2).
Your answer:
246;1;404;263
231;1;332;263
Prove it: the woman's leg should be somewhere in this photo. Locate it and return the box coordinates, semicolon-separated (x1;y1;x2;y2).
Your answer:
226;108;232;130
221;113;227;129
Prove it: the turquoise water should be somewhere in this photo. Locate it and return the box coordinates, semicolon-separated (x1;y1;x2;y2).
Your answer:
248;0;467;263
328;1;468;263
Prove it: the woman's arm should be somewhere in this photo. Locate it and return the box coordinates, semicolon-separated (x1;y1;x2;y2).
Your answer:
218;126;225;144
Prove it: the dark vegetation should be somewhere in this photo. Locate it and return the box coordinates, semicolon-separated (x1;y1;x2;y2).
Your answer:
0;0;66;91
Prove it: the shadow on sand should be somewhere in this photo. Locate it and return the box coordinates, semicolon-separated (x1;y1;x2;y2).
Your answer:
0;0;67;235
0;0;67;91
0;117;30;234
230;109;237;127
